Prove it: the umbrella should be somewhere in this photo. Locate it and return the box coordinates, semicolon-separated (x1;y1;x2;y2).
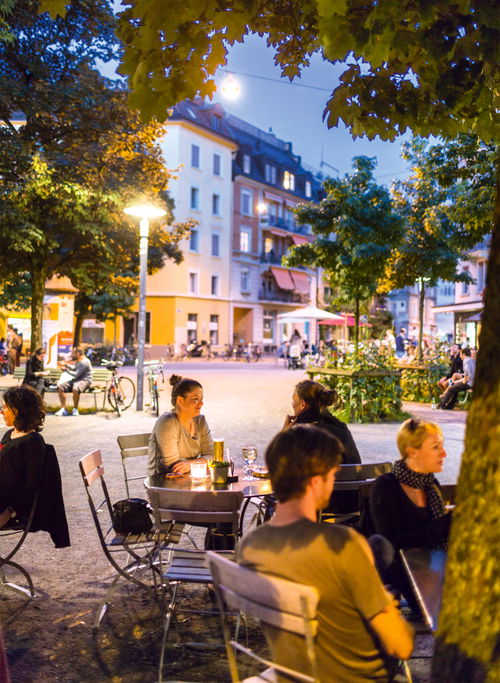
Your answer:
318;316;372;327
277;306;345;322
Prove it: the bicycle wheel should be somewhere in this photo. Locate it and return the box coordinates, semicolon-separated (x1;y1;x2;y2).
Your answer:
108;382;121;417
116;376;135;411
108;376;135;414
152;380;160;417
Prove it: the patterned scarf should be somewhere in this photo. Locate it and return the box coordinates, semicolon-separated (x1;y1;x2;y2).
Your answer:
393;459;446;522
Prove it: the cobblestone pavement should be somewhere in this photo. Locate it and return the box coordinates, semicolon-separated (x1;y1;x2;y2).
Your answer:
0;359;466;682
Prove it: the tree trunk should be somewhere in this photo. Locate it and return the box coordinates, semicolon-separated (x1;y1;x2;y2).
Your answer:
431;150;500;680
73;313;84;347
418;279;425;362
30;268;46;351
354;295;360;357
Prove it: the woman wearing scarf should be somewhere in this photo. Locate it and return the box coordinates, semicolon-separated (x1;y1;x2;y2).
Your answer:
370;418;452;607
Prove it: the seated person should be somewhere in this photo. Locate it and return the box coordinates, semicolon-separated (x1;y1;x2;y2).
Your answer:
282;379;361;464
23;347;49;396
237;425;414;682
148;374;214;476
0;386;70;548
438;347;475;409
55;346;93;416
437;344;463;393
370;418;452;605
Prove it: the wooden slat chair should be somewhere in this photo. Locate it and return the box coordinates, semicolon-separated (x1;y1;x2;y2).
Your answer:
147;486;243;682
117;433;151;498
79;449;178;632
320;462;393;526
207;552;320;683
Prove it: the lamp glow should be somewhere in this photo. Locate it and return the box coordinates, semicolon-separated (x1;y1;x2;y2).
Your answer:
220;73;241;100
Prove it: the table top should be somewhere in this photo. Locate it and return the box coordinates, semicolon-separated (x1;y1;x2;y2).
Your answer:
145;471;273;498
400;548;447;632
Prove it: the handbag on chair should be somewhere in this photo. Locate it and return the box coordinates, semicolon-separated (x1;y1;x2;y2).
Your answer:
112;498;153;534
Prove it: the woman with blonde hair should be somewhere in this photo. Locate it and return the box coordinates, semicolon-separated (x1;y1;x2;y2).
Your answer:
370;418;452;550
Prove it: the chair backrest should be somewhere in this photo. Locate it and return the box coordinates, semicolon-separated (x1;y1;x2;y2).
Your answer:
334;462;392;482
147;487;243;535
79;449;114;543
207;552;319;683
117;433;150;497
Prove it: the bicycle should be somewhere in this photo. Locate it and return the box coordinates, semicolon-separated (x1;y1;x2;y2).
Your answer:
144;361;164;417
101;360;136;417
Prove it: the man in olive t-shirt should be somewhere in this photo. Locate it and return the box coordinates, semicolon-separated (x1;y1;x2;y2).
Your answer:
237;425;413;682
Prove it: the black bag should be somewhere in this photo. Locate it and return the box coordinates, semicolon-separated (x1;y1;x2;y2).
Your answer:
112;498;153;534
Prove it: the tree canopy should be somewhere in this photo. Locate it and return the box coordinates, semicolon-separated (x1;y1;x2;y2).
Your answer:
0;0;190;348
109;0;498;143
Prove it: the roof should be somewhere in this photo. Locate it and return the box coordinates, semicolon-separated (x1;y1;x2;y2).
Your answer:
169;99;236;143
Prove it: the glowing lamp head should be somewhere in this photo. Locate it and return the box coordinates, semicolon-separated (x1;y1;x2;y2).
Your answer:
220;73;241;100
124;205;166;220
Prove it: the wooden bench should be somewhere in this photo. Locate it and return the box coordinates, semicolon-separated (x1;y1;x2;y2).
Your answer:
9;366;113;411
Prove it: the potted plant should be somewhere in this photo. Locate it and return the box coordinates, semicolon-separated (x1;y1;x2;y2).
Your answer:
208;459;231;484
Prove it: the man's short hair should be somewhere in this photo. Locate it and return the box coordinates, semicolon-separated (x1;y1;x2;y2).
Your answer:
265;425;343;503
73;346;84;355
461;347;471;357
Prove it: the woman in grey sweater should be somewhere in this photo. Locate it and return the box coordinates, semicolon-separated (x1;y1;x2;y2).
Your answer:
148;374;214;476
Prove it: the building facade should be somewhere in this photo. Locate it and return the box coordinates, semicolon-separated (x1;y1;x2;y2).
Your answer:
227;115;322;350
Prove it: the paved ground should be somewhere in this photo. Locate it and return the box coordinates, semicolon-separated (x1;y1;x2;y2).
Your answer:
0;359;466;682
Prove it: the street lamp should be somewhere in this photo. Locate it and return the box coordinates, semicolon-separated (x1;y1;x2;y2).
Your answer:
124;203;166;411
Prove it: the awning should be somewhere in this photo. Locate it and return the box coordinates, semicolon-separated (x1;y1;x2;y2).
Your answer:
285;198;297;208
264;191;284;204
290;271;310;294
269;228;289;237
432;300;483;313
291;234;308;245
270;267;295;291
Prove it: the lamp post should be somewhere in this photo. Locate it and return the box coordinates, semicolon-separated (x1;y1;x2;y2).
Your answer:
124;204;166;411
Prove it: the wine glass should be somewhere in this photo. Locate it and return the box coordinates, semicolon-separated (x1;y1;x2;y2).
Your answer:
242;445;258;481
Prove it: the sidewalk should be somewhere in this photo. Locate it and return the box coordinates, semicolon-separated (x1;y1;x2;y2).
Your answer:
0;361;465;681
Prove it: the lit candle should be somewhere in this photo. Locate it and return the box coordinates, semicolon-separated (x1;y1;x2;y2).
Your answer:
190;461;207;480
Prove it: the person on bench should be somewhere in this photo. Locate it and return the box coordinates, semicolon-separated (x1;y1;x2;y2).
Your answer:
55;347;92;417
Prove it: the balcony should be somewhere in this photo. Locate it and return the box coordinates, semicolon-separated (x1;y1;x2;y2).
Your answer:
258;288;309;304
260;250;284;265
260;214;310;236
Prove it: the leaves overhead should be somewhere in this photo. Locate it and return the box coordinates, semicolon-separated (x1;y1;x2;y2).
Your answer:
110;0;498;142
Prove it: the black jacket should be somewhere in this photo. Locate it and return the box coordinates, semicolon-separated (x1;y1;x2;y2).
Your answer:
295;407;361;464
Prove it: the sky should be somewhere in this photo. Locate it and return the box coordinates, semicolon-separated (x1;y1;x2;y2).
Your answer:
214;34;411;184
102;18;411;186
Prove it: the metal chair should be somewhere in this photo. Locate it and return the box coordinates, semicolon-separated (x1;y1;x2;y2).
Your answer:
146;486;244;682
117;432;150;497
0;493;39;598
321;461;392;525
79;449;177;632
207;551;320;683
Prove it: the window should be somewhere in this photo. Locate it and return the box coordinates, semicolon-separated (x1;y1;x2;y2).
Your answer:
476;261;486;292
305;180;312;198
209;314;219;345
189;272;198;294
190;186;200;210
191;144;200;168
241;189;252;216
283;171;295;191
189;229;199;252
213;153;221;176
243;154;251;174
212;114;220;131
212;193;221;216
187;313;197;343
240;229;251;253
240;268;249;292
265;163;277;184
211;232;220;257
211;275;219;296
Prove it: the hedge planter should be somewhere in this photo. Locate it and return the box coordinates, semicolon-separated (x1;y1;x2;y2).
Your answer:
397;363;447;403
306;366;405;423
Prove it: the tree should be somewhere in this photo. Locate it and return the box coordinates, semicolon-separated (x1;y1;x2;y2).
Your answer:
0;0;190;349
33;0;500;676
381;138;473;361
285;156;403;355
